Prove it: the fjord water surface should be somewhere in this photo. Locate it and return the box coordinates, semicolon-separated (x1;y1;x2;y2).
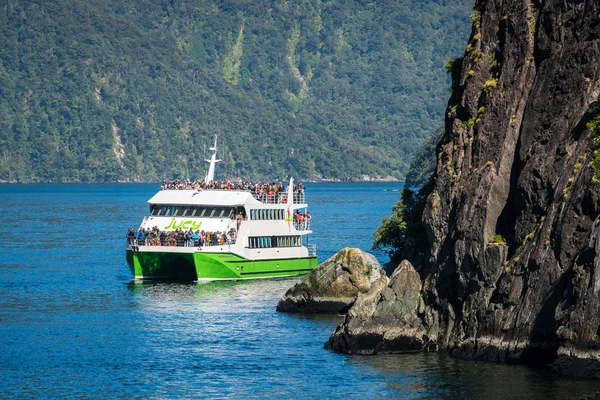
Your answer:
1;183;598;398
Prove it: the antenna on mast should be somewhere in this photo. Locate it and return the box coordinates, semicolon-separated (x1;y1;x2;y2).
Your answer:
204;135;221;184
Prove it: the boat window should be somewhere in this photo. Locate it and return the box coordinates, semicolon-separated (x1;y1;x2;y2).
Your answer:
248;235;301;248
149;205;243;218
248;208;288;220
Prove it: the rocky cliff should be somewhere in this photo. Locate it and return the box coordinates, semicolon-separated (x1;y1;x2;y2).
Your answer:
327;0;600;377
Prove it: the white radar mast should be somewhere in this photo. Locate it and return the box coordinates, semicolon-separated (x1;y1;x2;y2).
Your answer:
204;135;221;184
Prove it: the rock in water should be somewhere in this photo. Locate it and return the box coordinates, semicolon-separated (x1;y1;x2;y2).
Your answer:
325;260;436;354
276;248;385;314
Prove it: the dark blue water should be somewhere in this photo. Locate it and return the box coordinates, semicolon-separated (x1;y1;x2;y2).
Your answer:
1;183;598;398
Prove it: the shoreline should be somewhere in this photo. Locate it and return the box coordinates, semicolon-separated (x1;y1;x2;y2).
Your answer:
0;178;404;185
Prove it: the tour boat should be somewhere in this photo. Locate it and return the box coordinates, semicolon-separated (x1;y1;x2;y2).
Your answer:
126;137;318;280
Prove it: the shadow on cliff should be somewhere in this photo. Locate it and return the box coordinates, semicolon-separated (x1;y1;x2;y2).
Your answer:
520;269;572;368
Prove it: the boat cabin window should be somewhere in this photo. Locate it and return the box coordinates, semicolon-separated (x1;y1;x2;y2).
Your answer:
149;205;235;219
249;208;285;221
248;235;301;248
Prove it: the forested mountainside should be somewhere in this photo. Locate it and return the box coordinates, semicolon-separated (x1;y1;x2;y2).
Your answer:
0;0;471;182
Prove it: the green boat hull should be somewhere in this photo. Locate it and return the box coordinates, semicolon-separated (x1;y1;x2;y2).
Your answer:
126;249;318;280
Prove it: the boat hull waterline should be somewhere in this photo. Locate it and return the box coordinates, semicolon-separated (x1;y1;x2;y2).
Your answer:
127;249;318;280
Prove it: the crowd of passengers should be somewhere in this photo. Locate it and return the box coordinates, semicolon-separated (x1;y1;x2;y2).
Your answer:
126;226;237;247
293;209;311;225
161;179;305;202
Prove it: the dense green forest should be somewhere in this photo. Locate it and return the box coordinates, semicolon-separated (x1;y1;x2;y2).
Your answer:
0;0;471;182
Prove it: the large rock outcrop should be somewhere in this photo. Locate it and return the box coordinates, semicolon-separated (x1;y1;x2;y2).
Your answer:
327;0;600;378
277;248;385;314
325;260;438;353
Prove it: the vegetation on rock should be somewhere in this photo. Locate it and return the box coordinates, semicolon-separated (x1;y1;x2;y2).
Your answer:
372;180;432;263
586;102;600;185
489;234;506;245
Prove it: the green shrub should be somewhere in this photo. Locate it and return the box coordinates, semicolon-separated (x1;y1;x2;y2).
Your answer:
490;234;506;245
483;78;498;94
471;10;481;28
373;180;433;262
588;112;600;185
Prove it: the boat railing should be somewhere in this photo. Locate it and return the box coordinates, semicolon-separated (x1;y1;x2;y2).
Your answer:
127;237;236;248
293;220;311;231
161;186;306;204
307;244;317;257
253;192;306;204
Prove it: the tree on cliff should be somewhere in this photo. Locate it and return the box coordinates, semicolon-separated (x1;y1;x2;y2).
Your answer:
372;180;432;264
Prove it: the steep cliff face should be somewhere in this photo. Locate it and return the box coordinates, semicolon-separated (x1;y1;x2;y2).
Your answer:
328;0;600;377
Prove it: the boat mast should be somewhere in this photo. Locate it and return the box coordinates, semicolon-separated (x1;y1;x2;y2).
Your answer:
286;177;294;206
204;135;221;184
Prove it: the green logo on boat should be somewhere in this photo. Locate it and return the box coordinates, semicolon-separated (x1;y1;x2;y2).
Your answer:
164;218;202;230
